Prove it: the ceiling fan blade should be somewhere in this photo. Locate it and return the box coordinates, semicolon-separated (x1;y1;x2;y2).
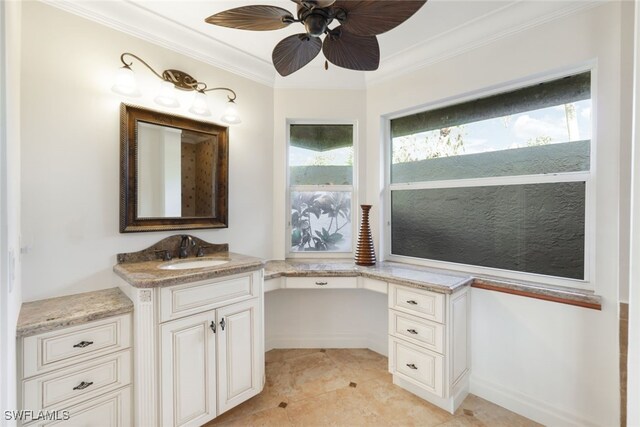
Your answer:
272;34;322;76
205;5;294;31
292;0;336;8
333;1;427;36
322;27;379;71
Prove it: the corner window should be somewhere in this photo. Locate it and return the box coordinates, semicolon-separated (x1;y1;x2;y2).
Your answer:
388;71;592;282
288;123;355;254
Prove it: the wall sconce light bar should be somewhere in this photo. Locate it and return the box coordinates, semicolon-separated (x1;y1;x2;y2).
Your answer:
112;52;241;124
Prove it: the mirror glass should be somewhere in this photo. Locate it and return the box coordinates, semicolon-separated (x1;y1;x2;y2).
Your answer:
120;104;228;233
137;122;218;218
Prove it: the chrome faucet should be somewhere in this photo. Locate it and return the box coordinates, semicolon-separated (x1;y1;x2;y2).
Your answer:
179;235;195;259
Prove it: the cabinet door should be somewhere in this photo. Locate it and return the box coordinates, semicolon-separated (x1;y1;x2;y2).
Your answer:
161;311;217;427
217;298;263;414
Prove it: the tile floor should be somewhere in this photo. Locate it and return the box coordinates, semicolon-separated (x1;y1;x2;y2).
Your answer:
205;348;540;427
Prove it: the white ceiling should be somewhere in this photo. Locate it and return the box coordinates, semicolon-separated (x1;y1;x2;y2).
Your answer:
45;0;601;88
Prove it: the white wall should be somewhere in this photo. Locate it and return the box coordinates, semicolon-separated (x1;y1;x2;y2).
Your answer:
1;0;22;420
20;1;274;301
620;1;635;304
626;0;640;424
365;3;624;426
265;288;388;355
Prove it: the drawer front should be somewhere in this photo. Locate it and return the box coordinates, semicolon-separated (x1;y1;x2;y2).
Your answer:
22;315;131;378
160;273;256;322
35;386;132;427
389;310;444;354
390;338;443;397
285;277;357;289
389;285;445;323
358;277;388;294
23;351;131;412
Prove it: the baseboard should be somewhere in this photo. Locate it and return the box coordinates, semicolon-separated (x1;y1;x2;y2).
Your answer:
470;375;600;427
266;332;387;356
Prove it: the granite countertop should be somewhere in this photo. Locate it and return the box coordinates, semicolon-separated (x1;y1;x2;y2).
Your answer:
17;288;133;338
114;252;265;288
265;259;473;294
264;259;602;309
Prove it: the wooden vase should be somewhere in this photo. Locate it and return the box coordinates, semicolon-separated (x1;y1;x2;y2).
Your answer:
355;204;376;266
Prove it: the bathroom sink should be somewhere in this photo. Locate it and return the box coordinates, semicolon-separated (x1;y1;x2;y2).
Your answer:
159;259;230;270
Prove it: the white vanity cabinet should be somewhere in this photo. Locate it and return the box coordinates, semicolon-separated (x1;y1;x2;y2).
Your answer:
160;311;217;427
388;283;470;414
160;298;262;427
120;269;264;427
17;314;133;427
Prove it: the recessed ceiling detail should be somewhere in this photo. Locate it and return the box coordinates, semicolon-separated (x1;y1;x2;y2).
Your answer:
205;0;426;76
42;0;602;89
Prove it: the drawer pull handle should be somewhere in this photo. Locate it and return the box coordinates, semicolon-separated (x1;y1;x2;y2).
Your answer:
406;363;418;370
73;381;93;390
73;341;94;348
406;300;418;305
210;321;216;333
315;281;328;286
406;329;418;335
220;318;226;331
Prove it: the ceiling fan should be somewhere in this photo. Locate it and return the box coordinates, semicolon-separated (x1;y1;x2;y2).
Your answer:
205;0;427;76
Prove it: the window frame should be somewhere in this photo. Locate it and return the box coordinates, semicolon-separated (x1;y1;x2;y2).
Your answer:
383;66;596;290
286;119;359;258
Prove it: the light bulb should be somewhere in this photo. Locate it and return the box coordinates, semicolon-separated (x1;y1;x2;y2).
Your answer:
111;66;141;97
189;91;212;117
220;99;241;125
154;81;180;108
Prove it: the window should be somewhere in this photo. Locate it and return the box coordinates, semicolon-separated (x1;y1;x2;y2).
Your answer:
388;71;592;283
288;122;355;254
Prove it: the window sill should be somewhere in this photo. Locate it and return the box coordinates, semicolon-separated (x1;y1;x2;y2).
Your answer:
471;277;601;310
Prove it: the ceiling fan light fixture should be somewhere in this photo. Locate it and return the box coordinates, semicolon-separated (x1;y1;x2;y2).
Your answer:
111;65;141;97
154;81;180;108
221;99;242;125
189;91;212;117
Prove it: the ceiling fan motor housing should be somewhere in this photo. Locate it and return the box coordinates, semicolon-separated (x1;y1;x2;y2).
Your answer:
298;7;335;37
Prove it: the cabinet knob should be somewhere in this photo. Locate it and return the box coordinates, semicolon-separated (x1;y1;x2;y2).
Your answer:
406;363;418;370
406;300;418;305
406;329;418;335
220;318;226;331
210;321;216;333
73;340;94;348
315;281;328;286
73;381;93;390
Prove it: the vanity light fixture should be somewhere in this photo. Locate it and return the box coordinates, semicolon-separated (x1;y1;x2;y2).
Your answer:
111;52;240;124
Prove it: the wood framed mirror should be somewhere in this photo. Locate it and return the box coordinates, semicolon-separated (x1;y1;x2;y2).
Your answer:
120;104;228;232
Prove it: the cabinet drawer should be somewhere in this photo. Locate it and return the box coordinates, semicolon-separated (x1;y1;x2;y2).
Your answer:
160;273;256;322
33;386;132;427
358;277;388;294
389;285;445;323
389;338;443;397
22;315;131;378
389;310;444;354
22;351;131;412
285;277;357;289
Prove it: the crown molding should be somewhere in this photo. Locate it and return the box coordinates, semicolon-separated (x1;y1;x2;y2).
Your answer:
41;0;604;90
41;0;277;87
365;0;605;87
